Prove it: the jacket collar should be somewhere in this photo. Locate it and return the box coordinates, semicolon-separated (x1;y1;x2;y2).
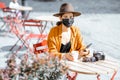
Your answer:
58;24;76;38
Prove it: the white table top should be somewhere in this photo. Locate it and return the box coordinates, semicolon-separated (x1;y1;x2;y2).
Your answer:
35;16;59;22
12;6;33;11
61;59;120;75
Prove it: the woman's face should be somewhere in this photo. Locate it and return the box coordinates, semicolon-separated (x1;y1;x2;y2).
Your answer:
60;13;74;20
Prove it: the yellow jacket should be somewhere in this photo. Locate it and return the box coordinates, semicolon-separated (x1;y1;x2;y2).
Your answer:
47;24;86;58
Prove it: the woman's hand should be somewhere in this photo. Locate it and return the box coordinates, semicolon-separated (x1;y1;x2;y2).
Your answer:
79;49;90;57
62;53;74;61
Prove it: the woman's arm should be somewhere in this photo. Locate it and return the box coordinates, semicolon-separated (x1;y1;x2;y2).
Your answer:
75;28;89;56
47;28;62;58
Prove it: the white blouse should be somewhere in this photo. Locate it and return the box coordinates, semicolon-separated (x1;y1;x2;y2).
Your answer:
61;28;71;45
9;1;20;8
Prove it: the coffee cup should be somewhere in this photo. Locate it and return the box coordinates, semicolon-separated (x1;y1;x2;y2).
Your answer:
71;51;79;61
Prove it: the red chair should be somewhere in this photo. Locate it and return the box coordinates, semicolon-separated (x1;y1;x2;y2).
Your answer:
0;2;21;32
23;19;46;34
0;2;6;8
9;19;48;54
33;40;48;58
0;2;7;29
0;2;16;31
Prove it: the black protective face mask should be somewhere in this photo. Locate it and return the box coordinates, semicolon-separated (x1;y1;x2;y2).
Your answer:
62;18;74;27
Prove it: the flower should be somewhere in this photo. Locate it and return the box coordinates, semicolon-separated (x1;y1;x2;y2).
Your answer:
0;53;68;80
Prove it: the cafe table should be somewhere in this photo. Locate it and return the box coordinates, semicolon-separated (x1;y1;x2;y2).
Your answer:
11;6;33;19
61;57;120;80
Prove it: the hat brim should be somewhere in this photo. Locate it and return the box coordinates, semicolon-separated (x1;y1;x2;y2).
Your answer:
53;12;81;17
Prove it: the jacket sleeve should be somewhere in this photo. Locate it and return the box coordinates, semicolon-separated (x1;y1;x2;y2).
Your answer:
47;28;62;58
75;27;86;53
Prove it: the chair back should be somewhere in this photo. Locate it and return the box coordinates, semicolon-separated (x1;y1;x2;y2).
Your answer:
33;40;48;54
23;19;43;27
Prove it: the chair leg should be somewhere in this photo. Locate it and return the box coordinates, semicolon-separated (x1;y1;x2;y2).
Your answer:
14;36;34;54
111;71;117;80
9;35;24;51
14;38;30;54
97;74;100;80
36;54;39;60
0;22;6;30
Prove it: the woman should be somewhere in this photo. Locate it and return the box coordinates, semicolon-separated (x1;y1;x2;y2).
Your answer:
9;0;22;19
47;3;89;60
9;0;20;9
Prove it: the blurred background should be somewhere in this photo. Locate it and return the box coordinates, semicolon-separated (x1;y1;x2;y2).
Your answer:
1;0;120;13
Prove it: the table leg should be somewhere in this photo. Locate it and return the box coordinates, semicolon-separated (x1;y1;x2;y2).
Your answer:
111;71;117;80
38;21;47;34
42;21;47;34
72;72;77;80
51;21;53;26
97;74;100;80
66;72;77;80
24;11;31;20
